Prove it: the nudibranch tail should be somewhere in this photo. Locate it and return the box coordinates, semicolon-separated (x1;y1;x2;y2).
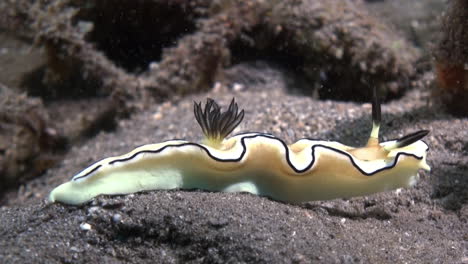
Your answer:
194;98;244;148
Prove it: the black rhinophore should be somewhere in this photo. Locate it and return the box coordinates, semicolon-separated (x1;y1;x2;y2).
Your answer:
395;130;430;148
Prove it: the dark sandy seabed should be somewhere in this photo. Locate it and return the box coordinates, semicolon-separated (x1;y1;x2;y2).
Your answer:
1;1;468;264
1;81;467;263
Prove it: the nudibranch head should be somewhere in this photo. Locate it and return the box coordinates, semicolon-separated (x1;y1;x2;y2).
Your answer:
194;98;244;149
349;87;429;164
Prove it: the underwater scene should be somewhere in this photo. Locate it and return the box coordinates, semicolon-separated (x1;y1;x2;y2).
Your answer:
0;0;467;263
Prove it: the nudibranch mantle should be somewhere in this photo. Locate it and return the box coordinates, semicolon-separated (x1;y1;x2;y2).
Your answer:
50;95;430;205
50;133;429;205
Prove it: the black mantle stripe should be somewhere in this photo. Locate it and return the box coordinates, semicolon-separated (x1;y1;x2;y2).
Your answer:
73;133;427;181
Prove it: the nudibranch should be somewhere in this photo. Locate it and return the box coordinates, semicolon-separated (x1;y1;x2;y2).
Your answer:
50;90;430;205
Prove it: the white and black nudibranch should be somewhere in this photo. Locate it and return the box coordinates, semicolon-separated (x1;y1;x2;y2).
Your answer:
50;91;430;205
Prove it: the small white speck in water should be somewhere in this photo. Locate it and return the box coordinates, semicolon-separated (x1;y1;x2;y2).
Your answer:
80;222;92;231
112;214;122;223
